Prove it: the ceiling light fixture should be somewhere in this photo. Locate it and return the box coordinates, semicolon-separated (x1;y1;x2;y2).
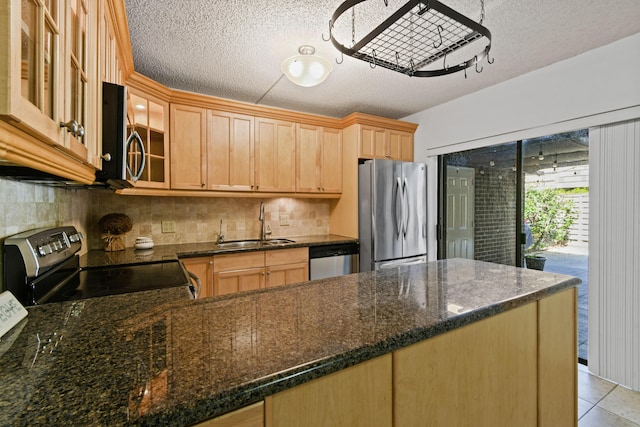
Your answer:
326;0;493;78
281;45;332;87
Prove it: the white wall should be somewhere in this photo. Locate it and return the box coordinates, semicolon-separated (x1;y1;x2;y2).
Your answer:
407;32;640;156
404;32;640;389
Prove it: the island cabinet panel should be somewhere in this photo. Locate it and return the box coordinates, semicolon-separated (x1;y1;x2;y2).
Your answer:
254;117;296;192
170;104;207;189
264;354;392;427
194;402;264;427
393;302;538;427
538;288;577;427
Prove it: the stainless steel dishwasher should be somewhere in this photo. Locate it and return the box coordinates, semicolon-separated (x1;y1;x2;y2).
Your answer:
309;242;359;280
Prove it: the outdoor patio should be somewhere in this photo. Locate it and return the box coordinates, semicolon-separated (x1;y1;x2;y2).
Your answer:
540;246;589;363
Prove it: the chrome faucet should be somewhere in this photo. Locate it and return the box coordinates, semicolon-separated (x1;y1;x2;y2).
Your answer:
217;219;225;243
259;202;272;241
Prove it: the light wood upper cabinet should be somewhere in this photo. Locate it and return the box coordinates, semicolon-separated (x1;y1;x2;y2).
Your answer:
207;110;254;191
170;103;207;190
254;117;296;192
1;0;98;165
296;124;342;194
359;125;413;161
126;88;170;188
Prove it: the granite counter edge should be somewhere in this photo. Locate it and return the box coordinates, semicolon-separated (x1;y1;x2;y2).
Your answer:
134;276;580;426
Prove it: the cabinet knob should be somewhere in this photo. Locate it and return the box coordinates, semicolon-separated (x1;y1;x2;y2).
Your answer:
76;125;85;138
101;153;112;162
60;120;78;134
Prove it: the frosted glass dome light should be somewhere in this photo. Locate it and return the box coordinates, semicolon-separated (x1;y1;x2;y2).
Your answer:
281;45;332;87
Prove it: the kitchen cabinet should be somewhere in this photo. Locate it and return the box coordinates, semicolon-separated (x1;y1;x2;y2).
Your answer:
393;288;576;426
360;125;413;161
296;124;342;194
194;402;264;427
265;354;392;427
99;0;124;86
0;0;99;165
264;248;308;288
170;103;207;190
329;116;417;238
180;256;214;299
127;87;170;188
213;248;309;296
394;300;537;426
207;110;255;191
254;117;296;192
213;251;265;296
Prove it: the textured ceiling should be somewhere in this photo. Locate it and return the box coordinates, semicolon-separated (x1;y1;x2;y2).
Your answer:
124;0;640;120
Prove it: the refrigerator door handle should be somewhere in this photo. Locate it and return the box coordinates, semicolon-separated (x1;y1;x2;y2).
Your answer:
402;177;409;237
394;177;402;237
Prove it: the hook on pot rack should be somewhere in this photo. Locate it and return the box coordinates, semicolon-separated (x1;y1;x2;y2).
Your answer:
336;52;344;64
322;19;333;42
325;0;493;78
433;25;443;49
475;55;483;73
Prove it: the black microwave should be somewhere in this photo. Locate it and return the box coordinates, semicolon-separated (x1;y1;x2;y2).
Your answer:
96;82;145;188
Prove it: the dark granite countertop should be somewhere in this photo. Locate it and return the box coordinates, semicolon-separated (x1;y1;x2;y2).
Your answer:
80;234;358;268
0;259;580;426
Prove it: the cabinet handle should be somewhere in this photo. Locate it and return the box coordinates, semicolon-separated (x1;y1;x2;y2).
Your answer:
60;119;78;134
101;153;112;162
261;272;265;276
76;125;85;138
267;271;270;275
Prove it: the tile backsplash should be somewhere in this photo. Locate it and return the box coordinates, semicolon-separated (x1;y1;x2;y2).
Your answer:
0;178;91;248
89;192;330;250
0;178;331;252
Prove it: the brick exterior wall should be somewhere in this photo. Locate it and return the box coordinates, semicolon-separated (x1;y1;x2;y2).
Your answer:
473;169;518;266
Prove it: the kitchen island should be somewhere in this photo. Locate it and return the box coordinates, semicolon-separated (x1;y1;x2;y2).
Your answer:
0;259;579;426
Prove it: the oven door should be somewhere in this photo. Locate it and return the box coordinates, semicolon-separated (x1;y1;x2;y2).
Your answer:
28;256;81;306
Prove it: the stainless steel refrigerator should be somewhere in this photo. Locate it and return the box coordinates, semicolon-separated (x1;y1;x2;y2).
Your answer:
359;159;427;271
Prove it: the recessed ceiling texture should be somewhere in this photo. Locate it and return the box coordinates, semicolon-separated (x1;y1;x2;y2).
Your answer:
124;0;640;120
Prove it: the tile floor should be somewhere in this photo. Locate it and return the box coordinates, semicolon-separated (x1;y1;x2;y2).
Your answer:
578;364;640;426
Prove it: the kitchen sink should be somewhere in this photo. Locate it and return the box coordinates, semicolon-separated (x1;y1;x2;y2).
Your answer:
216;240;262;249
262;238;296;246
215;238;295;249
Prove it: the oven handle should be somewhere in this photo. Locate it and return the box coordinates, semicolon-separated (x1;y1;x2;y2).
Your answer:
187;271;201;299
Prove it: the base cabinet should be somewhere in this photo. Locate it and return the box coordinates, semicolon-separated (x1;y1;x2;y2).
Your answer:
394;301;538;426
198;288;576;427
194;402;264;427
180;256;214;299
212;248;309;296
265;355;392;427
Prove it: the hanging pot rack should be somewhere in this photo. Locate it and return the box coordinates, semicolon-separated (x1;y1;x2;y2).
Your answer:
326;0;493;77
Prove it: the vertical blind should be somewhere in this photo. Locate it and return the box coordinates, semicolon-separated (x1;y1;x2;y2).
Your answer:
589;118;640;391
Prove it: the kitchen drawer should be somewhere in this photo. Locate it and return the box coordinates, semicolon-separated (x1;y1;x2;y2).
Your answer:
266;247;309;266
213;251;265;272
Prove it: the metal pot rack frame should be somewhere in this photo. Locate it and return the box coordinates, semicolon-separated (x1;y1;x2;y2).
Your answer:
326;0;493;77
